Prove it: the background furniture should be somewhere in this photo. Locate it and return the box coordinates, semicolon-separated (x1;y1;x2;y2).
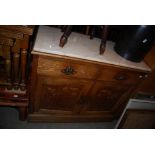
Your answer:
0;25;34;120
118;109;155;129
115;93;155;128
137;44;155;94
115;43;155;129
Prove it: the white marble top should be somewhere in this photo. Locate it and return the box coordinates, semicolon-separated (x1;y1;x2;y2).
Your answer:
32;26;151;72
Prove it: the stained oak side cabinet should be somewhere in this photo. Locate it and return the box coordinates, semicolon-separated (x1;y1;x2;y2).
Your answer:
28;53;149;122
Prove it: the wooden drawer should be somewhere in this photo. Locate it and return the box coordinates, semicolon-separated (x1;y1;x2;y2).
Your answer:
37;56;98;80
97;67;147;85
138;71;155;94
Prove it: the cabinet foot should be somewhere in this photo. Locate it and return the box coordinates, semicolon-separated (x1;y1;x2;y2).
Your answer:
19;107;27;121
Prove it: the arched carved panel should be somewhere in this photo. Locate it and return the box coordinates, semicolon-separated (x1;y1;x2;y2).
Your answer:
87;81;130;112
35;76;92;114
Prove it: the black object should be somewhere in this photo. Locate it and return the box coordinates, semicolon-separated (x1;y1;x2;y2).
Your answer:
62;66;75;75
114;25;155;62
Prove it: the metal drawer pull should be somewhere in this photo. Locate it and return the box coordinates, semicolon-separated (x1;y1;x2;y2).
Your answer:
62;66;75;75
115;74;127;80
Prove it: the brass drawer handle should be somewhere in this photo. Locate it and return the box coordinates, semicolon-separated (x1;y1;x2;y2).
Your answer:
115;74;127;80
62;66;75;75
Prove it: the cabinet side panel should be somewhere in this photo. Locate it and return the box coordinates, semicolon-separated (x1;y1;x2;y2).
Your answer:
29;54;39;113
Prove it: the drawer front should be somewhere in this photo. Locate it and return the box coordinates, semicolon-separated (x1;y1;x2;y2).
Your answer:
98;67;147;85
37;56;98;80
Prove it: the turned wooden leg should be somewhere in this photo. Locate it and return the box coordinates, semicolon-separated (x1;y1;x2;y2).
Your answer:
19;106;27;121
100;25;109;54
6;59;12;90
13;52;20;90
20;35;29;90
90;26;96;39
85;26;90;35
59;25;72;47
61;25;67;32
20;49;27;91
4;46;12;90
12;39;21;90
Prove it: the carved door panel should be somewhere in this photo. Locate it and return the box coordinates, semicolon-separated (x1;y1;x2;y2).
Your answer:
82;81;132;114
34;75;92;115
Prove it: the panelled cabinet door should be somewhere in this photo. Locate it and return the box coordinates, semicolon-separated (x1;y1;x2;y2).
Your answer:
82;81;132;114
33;75;92;115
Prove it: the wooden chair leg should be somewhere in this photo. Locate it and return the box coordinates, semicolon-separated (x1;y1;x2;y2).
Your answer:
90;26;96;39
20;35;29;91
5;60;12;90
100;25;109;54
20;49;27;91
59;25;72;47
3;46;12;90
12;39;21;90
13;52;20;89
61;25;67;32
85;26;90;35
19;106;27;121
